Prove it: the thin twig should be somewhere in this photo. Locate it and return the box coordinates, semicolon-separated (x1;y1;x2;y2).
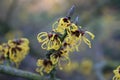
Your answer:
0;65;44;80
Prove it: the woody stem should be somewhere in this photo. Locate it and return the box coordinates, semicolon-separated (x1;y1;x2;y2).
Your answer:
50;68;56;80
47;30;67;80
0;65;44;80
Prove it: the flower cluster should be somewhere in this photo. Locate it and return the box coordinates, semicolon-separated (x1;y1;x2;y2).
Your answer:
0;38;29;66
113;66;120;80
36;16;95;75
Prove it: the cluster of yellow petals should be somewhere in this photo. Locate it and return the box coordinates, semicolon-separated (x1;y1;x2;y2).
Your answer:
37;17;95;52
66;27;95;50
36;59;53;75
113;66;120;80
36;48;70;75
0;38;29;66
37;32;61;50
53;18;79;35
52;18;95;51
50;48;70;70
36;17;95;75
52;17;71;34
63;36;80;52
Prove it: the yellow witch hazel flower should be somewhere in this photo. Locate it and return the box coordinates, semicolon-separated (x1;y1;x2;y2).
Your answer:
66;23;79;35
67;27;95;49
7;38;29;66
63;36;79;52
37;32;61;50
80;30;95;48
113;65;120;80
36;59;54;75
50;48;70;70
53;17;79;35
52;17;71;34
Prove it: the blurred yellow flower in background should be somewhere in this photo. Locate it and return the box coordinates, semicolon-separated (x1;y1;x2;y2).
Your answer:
0;38;29;67
79;59;93;75
63;62;79;74
8;38;29;66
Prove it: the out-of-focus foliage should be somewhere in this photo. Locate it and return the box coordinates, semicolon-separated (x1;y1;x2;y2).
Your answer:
0;0;120;80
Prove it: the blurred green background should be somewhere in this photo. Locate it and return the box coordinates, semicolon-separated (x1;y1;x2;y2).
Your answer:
0;0;120;80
